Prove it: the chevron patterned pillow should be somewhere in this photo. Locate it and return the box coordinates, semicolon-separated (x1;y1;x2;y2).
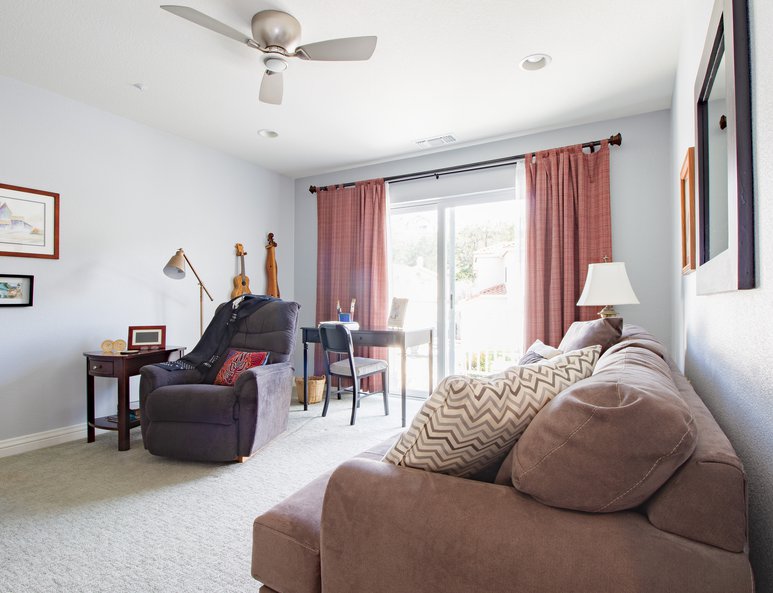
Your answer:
384;346;601;477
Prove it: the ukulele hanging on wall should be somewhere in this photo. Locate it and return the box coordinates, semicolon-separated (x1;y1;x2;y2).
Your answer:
232;243;252;298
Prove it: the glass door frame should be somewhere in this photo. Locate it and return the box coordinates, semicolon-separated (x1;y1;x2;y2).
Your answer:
389;189;518;381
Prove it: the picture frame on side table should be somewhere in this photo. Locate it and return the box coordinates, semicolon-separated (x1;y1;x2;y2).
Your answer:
0;183;60;259
128;325;167;351
0;274;34;307
680;147;696;274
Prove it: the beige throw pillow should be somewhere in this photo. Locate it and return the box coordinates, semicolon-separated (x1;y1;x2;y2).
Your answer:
384;346;601;477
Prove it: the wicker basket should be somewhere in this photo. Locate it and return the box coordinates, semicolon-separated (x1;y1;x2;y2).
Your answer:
295;376;326;404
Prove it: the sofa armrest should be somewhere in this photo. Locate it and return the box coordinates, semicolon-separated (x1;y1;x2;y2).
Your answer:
320;459;753;593
234;361;294;456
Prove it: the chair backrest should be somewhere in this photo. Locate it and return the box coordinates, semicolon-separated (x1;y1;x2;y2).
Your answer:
228;299;301;363
318;323;354;356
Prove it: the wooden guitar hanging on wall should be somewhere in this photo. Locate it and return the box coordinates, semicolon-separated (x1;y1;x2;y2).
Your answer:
232;243;252;298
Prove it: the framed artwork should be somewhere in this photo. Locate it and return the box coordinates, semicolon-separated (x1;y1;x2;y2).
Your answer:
0;274;34;307
128;325;167;350
680;147;696;274
0;183;60;259
387;297;409;328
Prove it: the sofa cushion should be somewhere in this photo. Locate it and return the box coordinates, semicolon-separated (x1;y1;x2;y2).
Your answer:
144;383;236;425
558;317;623;354
214;349;269;386
512;345;697;512
518;339;562;365
384;347;600;478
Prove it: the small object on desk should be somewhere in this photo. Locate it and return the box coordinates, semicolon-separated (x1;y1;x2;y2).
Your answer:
350;298;356;318
387;297;409;329
336;300;342;316
100;339;114;353
113;339;127;352
120;350;140;355
338;312;352;322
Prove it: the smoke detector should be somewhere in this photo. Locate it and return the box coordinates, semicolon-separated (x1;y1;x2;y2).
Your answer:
415;134;457;150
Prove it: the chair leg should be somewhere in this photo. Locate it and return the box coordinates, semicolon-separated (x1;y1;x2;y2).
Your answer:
382;370;390;416
322;372;332;417
337;376;342;399
350;377;359;425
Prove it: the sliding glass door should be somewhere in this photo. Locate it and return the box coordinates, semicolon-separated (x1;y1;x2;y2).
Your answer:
389;191;524;392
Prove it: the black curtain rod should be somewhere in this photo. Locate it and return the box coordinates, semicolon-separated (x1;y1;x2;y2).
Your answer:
308;132;622;194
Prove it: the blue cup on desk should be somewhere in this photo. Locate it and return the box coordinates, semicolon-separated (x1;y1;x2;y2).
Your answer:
338;313;352;322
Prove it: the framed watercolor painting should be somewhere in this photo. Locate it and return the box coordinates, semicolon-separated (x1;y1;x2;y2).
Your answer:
0;274;34;307
0;183;60;259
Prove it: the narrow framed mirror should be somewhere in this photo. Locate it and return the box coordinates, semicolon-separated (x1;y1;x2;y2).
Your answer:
694;0;754;293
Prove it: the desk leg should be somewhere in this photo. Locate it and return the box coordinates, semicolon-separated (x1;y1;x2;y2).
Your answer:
428;329;434;396
86;365;95;443
117;374;131;451
401;343;407;428
303;340;309;411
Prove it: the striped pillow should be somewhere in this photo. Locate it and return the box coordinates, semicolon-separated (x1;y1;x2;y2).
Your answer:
384;346;600;477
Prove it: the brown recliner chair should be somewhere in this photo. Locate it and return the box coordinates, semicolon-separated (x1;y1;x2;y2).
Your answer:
139;299;300;462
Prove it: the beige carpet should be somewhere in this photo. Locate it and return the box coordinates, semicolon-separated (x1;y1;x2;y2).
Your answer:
0;393;422;593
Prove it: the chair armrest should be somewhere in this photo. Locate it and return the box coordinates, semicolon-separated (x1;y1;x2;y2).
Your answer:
139;365;202;399
234;362;294;455
320;458;751;593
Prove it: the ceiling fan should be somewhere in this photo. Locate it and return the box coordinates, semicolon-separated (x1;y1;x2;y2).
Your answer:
161;5;377;105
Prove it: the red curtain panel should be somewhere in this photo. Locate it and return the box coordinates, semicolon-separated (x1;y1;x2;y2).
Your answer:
315;179;389;390
524;140;612;348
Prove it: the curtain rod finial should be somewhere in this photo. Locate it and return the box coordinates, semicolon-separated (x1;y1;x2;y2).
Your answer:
609;133;622;146
308;185;318;194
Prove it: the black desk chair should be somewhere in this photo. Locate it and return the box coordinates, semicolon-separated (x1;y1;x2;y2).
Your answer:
318;322;389;425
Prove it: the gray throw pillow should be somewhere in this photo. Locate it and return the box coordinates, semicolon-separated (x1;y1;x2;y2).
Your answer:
559;317;623;354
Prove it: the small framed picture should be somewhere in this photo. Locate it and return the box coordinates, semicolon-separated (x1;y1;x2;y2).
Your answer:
0;183;60;259
387;297;409;328
0;274;34;307
127;325;166;350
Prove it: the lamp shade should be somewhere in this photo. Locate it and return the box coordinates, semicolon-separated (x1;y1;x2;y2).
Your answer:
577;262;639;306
163;249;186;279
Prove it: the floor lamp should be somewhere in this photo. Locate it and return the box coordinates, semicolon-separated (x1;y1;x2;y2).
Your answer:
163;248;214;336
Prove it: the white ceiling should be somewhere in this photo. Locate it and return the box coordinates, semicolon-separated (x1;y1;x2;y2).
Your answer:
0;1;685;178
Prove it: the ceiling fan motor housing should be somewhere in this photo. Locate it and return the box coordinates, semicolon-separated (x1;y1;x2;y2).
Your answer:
251;10;302;53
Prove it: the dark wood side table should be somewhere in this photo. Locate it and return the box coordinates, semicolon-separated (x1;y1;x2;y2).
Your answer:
84;347;185;451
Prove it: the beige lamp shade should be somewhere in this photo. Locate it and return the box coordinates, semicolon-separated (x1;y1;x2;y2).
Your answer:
163;249;186;279
577;262;639;306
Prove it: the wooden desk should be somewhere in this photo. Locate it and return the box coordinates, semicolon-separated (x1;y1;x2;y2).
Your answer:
301;327;433;427
83;347;185;451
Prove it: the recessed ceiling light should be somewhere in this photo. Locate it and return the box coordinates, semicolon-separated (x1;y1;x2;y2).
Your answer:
258;129;279;138
519;53;552;71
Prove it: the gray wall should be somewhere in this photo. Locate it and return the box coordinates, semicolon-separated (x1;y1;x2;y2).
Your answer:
293;110;673;374
0;75;294;446
671;0;773;588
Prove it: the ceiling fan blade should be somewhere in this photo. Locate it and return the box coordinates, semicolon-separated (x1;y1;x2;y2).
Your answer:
259;71;283;105
297;36;377;61
161;5;254;46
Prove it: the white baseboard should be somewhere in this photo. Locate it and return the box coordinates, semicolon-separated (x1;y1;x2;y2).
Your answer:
0;424;85;459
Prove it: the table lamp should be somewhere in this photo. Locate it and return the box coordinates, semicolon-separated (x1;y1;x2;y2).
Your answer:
576;260;639;318
164;248;213;336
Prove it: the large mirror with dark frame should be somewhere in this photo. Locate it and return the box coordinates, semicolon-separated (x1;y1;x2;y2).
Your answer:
694;0;754;293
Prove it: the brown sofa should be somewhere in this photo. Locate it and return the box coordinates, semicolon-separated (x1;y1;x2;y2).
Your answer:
251;326;754;593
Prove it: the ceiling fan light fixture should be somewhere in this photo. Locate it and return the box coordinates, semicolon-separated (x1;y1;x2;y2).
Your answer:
519;53;552;71
258;129;279;138
264;56;288;72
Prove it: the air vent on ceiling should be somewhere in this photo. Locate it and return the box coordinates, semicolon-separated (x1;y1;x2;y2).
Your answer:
415;134;457;149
